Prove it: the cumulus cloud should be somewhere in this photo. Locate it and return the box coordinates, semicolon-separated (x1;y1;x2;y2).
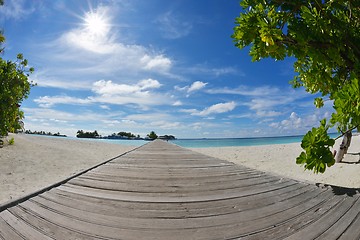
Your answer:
34;78;171;108
188;81;208;93
269;111;331;133
280;112;303;130
141;55;172;72
193;101;236;116
92;79;161;96
175;81;208;96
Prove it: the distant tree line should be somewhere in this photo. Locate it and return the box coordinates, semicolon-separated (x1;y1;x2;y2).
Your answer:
76;130;176;141
158;135;176;140
146;131;158;140
25;130;66;137
76;130;99;138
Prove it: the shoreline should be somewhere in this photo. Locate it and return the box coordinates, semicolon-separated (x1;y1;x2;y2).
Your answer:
192;135;360;189
1;133;359;205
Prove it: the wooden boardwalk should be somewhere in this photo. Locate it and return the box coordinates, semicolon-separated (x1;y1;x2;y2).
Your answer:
1;140;360;239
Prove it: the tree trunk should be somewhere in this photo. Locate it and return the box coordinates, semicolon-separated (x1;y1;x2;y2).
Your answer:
335;131;352;163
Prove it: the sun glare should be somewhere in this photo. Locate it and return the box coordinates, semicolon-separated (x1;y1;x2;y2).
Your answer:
83;10;109;36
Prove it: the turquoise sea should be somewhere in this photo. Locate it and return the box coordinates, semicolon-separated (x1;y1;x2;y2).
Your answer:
77;133;339;148
34;133;339;148
170;136;305;148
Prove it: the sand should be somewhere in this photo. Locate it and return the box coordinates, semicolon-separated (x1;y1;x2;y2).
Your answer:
0;134;136;205
192;135;360;189
1;133;359;206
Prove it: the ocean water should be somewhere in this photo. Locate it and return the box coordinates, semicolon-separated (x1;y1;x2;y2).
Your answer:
35;133;340;148
170;136;304;148
172;133;341;148
86;135;306;148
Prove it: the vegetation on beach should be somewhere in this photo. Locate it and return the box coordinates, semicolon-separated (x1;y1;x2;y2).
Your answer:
233;0;359;173
25;130;67;137
158;135;176;140
76;130;100;139
0;1;35;140
147;131;158;140
76;130;169;140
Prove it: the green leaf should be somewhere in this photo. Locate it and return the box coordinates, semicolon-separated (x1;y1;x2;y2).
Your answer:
232;0;359;173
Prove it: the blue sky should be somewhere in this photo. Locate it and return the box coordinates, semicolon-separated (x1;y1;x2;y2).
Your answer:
0;0;333;138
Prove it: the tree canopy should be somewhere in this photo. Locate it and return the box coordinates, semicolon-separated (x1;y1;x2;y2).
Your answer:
147;131;158;140
76;130;100;138
0;53;34;136
0;1;34;137
232;0;360;173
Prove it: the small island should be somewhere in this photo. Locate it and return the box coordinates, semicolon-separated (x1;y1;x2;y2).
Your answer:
25;130;67;137
76;130;176;141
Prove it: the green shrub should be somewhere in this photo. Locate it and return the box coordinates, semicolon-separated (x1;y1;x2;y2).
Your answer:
8;137;15;145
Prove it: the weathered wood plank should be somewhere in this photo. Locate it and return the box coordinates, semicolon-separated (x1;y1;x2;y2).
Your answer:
1;139;360;239
0;215;23;240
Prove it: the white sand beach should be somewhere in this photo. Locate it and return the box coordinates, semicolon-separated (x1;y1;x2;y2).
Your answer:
0;133;359;206
0;134;136;205
192;135;360;189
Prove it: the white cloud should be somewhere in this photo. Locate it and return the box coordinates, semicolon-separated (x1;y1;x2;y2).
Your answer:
23;108;104;122
92;79;161;96
172;101;183;106
155;11;192;39
35;5;173;89
149;121;182;129
186;65;241;77
255;110;282;118
280;112;302;130
34;95;93;108
193;101;236;116
268;111;331;134
141;55;172;72
188;81;208;93
179;109;198;114
30;72;93;90
207;85;279;96
125;113;172;122
34;78;170;108
60;6;116;54
100;105;110;110
175;81;208;96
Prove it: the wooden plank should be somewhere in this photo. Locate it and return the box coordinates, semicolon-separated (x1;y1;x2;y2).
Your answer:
283;195;359;239
57;177;289;203
0;210;52;240
244;193;345;239
0;215;23;240
0;140;360;239
37;181;305;219
319;195;360;239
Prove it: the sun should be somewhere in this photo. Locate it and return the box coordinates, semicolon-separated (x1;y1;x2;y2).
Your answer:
83;9;110;36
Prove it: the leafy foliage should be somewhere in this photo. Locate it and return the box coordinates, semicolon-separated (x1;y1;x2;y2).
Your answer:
76;130;100;138
296;120;335;173
0;2;34;138
232;0;360;173
117;131;136;138
147;131;158;140
25;129;66;137
0;54;35;136
8;137;14;145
